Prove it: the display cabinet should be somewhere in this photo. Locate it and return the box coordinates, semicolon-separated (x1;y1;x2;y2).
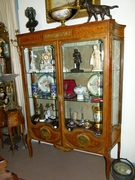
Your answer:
17;19;125;179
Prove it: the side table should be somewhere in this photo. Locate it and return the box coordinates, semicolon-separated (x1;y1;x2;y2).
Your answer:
0;108;8;148
6;106;27;155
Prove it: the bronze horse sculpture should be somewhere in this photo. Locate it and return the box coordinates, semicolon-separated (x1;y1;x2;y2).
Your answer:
81;0;118;22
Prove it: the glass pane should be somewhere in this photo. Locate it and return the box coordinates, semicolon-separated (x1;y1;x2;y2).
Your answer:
23;45;59;129
62;40;104;136
112;40;121;126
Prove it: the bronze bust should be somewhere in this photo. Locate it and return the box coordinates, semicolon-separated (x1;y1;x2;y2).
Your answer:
25;7;38;32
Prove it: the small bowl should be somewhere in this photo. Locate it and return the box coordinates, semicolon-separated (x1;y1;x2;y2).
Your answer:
83;120;92;129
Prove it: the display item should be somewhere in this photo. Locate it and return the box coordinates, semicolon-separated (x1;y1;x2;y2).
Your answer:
32;83;39;97
38;74;54;93
64;79;76;99
92;105;102;128
71;49;84;72
29;51;38;72
87;73;103;96
74;85;86;101
81;0;118;22
3;43;9;57
25;7;38;32
90;45;103;71
48;6;78;27
50;83;57;98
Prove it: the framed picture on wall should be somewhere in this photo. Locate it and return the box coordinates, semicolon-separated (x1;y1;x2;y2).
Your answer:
45;0;100;23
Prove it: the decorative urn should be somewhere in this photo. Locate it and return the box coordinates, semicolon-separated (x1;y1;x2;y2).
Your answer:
92;106;103;128
48;6;78;27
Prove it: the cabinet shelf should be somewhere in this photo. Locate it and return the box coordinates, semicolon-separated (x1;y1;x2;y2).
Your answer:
29;95;103;103
29;95;57;100
27;71;103;75
26;71;56;75
63;71;103;74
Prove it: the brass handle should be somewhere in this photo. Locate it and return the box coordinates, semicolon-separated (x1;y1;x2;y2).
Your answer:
40;127;50;139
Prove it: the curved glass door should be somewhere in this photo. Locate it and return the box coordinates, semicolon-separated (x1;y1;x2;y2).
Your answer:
23;45;59;129
62;39;104;136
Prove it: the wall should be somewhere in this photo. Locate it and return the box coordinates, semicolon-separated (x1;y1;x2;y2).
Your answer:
17;0;135;163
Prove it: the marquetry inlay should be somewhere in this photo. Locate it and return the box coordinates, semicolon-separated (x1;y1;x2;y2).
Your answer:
73;25;108;37
43;30;72;40
19;34;44;45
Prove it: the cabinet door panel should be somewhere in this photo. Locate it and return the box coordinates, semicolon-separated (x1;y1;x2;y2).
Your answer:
64;131;104;151
23;45;59;129
31;125;61;142
61;39;104;136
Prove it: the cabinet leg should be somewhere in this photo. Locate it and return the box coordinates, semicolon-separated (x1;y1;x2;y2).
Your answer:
104;154;111;180
21;123;27;148
27;134;33;157
117;142;121;158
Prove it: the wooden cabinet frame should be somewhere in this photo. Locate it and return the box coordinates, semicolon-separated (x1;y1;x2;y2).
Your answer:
17;19;125;180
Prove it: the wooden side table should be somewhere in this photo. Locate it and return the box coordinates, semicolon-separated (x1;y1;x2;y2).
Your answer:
7;106;27;155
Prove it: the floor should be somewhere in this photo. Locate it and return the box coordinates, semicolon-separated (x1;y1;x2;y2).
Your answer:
0;136;118;180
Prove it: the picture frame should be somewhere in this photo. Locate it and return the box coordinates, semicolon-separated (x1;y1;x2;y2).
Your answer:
45;0;100;23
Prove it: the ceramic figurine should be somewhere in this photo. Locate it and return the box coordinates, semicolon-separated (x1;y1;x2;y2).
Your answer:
29;51;38;72
40;46;53;72
90;45;103;71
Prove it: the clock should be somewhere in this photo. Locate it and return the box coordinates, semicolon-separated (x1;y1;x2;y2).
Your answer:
87;73;103;97
111;158;135;180
41;53;51;62
44;54;49;60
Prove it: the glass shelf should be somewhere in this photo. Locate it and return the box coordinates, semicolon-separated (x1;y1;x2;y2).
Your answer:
63;71;103;74
29;95;57;100
26;71;56;75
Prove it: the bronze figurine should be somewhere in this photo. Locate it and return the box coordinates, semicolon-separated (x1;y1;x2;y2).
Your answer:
81;0;118;22
71;49;84;72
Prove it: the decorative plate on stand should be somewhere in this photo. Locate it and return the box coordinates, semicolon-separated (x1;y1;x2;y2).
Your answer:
38;74;54;93
87;73;103;97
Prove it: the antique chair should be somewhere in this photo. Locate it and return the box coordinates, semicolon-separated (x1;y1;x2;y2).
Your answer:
0;156;18;180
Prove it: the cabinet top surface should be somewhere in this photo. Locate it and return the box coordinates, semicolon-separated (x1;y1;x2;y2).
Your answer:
17;19;126;46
